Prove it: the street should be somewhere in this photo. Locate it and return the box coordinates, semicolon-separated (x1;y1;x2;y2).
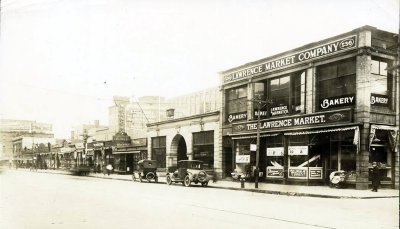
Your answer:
0;170;398;229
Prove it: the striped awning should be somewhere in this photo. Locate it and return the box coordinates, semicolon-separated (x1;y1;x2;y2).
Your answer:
112;151;141;155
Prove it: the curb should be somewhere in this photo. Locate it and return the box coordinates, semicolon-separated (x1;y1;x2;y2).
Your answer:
84;173;399;199
12;169;399;199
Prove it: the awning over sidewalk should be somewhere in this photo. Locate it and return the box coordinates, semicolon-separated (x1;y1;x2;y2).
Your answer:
112;151;140;155
284;126;360;153
231;133;279;140
369;124;399;152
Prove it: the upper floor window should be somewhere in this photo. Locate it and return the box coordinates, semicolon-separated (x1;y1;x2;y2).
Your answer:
317;58;356;110
370;58;393;109
226;86;248;123
267;71;305;117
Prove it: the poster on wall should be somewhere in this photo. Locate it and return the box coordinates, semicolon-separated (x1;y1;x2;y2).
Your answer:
288;146;308;155
266;147;284;156
236;155;250;163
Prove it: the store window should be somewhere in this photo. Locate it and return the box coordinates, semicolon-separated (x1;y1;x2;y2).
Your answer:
330;131;356;172
234;139;255;175
151;136;166;168
192;131;214;169
226;86;248;123
288;135;323;180
370;58;393;109
266;135;284;178
317;58;356;110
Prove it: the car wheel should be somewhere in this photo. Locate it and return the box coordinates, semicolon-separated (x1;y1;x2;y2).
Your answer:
184;175;191;187
202;181;208;187
166;175;172;185
132;174;136;182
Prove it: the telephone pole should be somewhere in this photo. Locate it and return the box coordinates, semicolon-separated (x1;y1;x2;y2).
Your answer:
252;83;273;188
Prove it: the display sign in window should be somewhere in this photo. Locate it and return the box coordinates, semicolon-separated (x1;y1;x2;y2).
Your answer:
288;168;307;178
266;167;284;178
266;147;284;156
288;146;308;155
236;155;250;163
309;168;323;179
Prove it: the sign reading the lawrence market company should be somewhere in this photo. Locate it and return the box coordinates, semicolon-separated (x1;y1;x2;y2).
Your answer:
232;109;352;134
223;35;357;84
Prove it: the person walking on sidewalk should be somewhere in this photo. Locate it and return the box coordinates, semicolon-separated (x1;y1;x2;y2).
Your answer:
371;162;380;192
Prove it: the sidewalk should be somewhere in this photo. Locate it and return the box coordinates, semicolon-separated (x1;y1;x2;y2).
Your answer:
20;168;400;199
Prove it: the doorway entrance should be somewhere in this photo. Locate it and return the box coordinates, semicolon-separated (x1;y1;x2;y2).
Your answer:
171;134;188;162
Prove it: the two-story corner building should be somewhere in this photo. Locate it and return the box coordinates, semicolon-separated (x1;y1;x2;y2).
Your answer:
219;25;399;190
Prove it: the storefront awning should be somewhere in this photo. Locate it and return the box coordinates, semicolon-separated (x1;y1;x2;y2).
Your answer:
284;126;360;153
230;133;279;140
112;151;140;155
369;124;399;152
284;126;359;136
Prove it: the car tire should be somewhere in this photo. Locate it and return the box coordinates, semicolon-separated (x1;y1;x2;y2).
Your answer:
201;181;208;187
184;175;191;187
166;175;172;185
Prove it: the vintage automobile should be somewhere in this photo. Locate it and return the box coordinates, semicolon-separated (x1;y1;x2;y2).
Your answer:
166;160;210;187
132;159;158;183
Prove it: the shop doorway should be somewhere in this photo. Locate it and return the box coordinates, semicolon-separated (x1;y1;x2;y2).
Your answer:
224;147;233;177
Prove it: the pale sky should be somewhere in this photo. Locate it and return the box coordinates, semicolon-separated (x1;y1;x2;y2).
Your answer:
0;0;398;138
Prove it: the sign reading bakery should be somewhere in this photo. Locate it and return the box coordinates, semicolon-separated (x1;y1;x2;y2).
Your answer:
370;94;390;107
223;35;357;84
227;112;247;123
319;95;355;109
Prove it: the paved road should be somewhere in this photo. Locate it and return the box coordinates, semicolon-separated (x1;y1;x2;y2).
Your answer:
0;170;398;229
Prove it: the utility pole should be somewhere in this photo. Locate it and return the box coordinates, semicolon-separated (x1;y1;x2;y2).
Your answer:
252;82;273;188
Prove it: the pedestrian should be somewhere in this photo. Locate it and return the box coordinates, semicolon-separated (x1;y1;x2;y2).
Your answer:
106;164;113;176
371;162;380;192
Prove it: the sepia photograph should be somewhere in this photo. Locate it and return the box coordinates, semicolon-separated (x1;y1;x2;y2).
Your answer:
0;0;399;228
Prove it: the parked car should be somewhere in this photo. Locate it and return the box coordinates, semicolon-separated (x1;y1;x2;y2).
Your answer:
132;159;158;183
166;160;210;187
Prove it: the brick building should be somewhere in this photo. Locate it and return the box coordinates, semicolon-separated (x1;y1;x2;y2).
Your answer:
219;26;399;190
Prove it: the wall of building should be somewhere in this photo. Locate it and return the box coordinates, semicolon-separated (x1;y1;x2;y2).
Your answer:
219;26;399;189
147;112;222;178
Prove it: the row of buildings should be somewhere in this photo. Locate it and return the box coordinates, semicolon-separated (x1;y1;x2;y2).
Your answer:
2;25;399;190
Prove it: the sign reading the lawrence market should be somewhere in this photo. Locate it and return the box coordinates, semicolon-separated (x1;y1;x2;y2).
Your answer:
232;109;352;134
223;35;357;84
